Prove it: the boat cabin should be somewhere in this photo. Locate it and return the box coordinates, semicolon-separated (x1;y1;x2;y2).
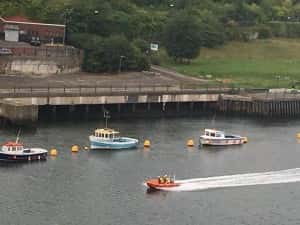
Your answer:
204;129;225;138
94;128;120;139
2;142;24;152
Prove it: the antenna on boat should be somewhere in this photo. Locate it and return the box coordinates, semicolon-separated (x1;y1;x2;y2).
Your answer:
103;110;110;128
16;129;21;143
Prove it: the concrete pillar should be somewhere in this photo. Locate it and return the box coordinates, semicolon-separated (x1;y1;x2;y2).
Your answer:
69;105;75;113
176;102;180;113
189;102;194;112
147;103;151;112
52;106;57;120
117;104;121;114
132;103;136;113
85;105;89;120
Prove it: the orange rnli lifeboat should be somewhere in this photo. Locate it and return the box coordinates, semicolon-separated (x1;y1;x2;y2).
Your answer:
146;175;180;190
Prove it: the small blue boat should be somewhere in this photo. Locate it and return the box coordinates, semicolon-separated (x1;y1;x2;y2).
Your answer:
89;128;139;150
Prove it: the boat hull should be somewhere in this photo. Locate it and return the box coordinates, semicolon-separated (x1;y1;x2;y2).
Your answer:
199;136;245;146
146;179;180;190
0;149;47;162
89;136;138;150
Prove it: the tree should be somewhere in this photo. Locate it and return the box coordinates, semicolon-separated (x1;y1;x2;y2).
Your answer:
198;10;226;48
82;35;149;72
163;10;202;62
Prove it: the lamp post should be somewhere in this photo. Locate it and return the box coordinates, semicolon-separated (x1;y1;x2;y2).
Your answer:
275;75;281;88
118;55;126;73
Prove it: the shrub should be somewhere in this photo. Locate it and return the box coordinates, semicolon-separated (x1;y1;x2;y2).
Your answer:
255;25;273;39
82;35;150;73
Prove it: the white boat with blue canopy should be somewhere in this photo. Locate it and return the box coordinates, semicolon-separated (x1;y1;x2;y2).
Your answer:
199;129;247;146
89;128;139;150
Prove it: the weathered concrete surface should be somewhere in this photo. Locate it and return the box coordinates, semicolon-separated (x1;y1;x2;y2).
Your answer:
2;94;219;106
0;99;38;124
2;56;81;76
6;58;81;75
0;43;83;76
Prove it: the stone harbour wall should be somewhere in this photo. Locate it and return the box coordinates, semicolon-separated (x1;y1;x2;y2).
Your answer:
4;57;81;75
0;45;83;76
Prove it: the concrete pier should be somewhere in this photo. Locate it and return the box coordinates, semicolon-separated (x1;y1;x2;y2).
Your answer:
1;86;300;125
218;93;300;117
0;99;38;125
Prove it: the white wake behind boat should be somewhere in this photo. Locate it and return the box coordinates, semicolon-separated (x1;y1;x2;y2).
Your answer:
199;129;247;146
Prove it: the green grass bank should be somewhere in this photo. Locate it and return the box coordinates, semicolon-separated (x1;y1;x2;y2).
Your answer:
161;38;300;88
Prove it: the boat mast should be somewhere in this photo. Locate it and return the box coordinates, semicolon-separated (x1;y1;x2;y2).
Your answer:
16;129;21;143
104;110;110;128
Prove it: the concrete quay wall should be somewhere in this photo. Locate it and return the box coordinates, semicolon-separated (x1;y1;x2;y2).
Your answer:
0;93;219;125
0;100;38;125
3;93;219;106
4;90;300;126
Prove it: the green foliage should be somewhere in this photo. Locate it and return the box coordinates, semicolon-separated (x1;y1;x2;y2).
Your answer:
162;38;300;88
269;22;300;38
163;10;202;62
255;24;273;38
83;35;149;72
198;10;227;48
3;0;300;72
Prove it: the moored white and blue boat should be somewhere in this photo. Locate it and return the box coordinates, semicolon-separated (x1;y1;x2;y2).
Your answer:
199;129;247;146
89;128;139;150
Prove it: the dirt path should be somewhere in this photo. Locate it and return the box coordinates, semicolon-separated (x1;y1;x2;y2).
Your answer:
151;65;209;84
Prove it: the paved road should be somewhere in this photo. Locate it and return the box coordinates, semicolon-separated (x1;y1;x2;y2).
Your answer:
0;71;179;88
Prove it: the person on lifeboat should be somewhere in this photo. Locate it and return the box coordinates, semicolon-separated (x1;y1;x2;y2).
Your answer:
158;175;174;184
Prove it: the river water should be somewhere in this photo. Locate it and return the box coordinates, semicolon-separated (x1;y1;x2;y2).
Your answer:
0;117;300;225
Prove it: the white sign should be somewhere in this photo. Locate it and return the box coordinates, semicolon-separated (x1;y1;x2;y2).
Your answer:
150;43;158;51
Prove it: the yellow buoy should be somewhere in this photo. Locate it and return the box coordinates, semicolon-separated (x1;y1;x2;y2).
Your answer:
50;148;58;156
242;137;248;143
144;140;151;148
186;139;194;147
71;145;79;153
297;133;300;139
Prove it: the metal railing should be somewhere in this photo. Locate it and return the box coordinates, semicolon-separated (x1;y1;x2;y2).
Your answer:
0;84;243;98
4;46;82;58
